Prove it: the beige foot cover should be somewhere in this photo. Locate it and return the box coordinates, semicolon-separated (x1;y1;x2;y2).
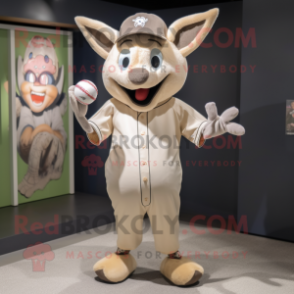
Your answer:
93;253;137;283
160;257;204;286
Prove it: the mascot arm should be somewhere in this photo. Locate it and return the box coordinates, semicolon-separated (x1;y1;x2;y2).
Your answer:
176;99;207;148
86;99;114;146
31;125;65;147
20;125;64;160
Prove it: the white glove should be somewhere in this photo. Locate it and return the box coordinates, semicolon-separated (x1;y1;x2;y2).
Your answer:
68;85;93;133
18;132;65;198
203;102;245;139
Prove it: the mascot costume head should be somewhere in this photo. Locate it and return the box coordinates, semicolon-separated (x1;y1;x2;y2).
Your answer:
75;10;218;112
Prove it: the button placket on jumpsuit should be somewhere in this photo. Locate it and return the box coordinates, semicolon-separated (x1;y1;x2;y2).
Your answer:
138;112;151;207
87;97;207;254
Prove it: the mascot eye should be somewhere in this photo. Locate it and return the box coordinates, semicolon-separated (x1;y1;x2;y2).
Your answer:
44;55;49;63
25;72;36;83
40;73;54;85
150;48;163;69
29;52;33;59
118;49;131;70
40;74;48;85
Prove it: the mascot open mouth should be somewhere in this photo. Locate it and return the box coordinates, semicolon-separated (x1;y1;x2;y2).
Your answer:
31;91;45;106
120;78;166;106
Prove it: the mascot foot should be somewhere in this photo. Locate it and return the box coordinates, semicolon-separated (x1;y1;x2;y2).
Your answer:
160;251;204;286
93;249;137;283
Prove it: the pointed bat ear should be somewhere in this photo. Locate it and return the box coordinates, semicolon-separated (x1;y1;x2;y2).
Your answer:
75;16;119;60
167;8;219;57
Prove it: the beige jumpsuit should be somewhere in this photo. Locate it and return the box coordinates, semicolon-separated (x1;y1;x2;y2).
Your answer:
87;97;207;254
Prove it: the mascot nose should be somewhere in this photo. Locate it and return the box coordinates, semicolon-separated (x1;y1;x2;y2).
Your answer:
129;68;149;85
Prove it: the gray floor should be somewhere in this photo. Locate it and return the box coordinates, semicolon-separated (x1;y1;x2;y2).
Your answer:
0;220;293;294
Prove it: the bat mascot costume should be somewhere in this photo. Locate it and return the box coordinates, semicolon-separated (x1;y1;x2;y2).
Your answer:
69;8;245;286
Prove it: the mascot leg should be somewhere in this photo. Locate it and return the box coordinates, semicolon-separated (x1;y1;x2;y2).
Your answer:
148;195;204;286
93;199;144;283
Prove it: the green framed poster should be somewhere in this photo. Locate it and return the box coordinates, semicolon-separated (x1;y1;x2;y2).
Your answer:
14;29;74;204
0;29;11;208
0;24;74;206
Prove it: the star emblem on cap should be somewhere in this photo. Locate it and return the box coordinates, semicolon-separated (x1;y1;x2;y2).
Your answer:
132;16;148;27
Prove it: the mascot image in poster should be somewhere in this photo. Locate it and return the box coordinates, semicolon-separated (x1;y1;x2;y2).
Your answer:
16;36;67;198
70;9;245;286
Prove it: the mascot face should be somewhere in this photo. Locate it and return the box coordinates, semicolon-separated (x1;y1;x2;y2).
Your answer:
21;54;58;112
18;36;64;113
102;34;187;112
75;10;219;112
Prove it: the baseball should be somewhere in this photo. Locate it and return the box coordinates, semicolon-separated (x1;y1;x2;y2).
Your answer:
74;80;98;105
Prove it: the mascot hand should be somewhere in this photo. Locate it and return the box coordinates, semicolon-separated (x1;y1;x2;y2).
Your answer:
18;132;64;198
68;85;93;133
203;102;245;139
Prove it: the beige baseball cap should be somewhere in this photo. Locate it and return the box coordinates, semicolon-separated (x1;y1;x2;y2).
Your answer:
117;12;167;43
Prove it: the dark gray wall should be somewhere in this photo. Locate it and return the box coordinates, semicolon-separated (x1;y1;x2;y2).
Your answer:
238;0;294;242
